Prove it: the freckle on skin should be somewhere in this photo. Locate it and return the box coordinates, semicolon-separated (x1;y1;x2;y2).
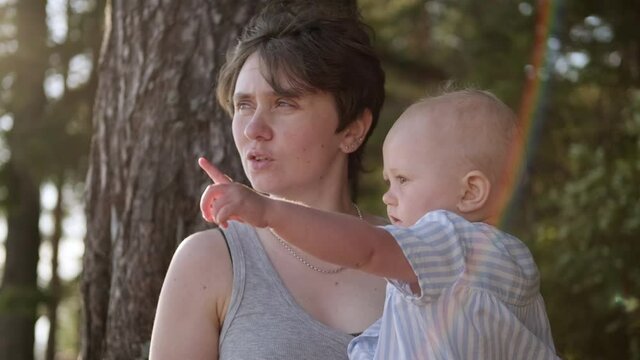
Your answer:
334;282;339;286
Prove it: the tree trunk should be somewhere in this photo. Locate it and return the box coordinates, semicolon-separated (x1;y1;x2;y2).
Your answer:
0;0;48;359
81;1;263;358
0;163;42;360
45;174;64;360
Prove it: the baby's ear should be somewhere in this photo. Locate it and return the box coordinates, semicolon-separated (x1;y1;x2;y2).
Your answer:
456;170;491;214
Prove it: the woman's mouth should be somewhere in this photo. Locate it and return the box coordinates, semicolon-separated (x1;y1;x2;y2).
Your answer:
247;151;273;171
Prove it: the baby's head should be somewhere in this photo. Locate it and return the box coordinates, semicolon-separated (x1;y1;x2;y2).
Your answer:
382;89;519;227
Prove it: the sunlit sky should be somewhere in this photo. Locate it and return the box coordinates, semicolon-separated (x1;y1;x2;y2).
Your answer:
38;182;86;284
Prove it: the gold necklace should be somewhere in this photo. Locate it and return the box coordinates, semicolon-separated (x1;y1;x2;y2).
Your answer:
268;203;363;274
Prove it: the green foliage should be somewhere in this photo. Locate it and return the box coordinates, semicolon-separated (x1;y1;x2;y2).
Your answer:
0;0;100;184
0;285;45;315
533;87;640;358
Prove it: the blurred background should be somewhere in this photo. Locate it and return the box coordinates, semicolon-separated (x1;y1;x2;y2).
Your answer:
0;0;638;359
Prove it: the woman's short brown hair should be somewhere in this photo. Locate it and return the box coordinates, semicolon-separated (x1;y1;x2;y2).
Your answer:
216;1;385;198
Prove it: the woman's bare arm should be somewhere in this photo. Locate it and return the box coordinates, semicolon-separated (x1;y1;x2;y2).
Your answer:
150;229;232;359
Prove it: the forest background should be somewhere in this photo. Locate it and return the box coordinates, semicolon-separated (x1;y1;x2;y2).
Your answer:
0;0;638;359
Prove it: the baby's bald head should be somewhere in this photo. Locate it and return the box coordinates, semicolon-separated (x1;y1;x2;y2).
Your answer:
383;89;520;222
397;90;518;184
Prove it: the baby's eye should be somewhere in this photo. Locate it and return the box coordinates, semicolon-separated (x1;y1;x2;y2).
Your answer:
396;175;408;184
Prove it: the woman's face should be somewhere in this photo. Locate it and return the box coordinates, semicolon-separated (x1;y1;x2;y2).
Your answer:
231;53;347;198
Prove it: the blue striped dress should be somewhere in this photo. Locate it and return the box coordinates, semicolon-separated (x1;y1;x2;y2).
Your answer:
348;210;559;360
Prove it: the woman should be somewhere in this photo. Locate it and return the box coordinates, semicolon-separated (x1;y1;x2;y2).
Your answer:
150;3;387;359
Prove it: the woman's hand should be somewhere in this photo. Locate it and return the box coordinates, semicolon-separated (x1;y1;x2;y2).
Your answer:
198;157;271;228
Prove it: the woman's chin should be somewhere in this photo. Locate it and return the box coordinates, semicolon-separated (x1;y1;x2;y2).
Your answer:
248;177;283;195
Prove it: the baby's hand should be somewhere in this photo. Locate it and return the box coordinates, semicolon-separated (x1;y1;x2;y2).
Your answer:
198;157;270;228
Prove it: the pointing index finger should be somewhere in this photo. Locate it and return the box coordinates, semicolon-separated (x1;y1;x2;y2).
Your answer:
198;157;232;184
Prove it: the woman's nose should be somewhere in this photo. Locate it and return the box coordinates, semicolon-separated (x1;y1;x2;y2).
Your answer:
244;108;273;141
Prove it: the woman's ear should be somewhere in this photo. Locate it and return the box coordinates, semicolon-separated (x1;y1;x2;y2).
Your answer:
457;170;491;214
340;109;373;153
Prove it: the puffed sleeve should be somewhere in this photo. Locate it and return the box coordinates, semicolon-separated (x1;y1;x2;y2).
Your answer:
382;210;467;304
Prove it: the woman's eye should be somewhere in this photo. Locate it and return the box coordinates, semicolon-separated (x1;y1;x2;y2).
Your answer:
235;102;251;111
276;99;295;108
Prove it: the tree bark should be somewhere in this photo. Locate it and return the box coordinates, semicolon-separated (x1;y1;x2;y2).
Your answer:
45;174;64;360
82;1;263;358
0;0;48;359
0;164;42;360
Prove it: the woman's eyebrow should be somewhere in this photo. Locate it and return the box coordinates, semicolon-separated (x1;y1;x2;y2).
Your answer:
232;93;253;102
233;90;302;101
274;88;303;98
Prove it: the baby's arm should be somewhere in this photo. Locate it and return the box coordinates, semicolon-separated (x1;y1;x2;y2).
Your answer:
265;198;415;283
199;157;416;284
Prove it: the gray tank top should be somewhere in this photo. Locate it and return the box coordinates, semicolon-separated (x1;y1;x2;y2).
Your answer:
219;221;353;360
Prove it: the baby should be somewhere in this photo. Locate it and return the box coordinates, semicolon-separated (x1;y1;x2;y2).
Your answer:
199;89;559;359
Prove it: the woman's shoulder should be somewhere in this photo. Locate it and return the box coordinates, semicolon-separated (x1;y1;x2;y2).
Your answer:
179;227;227;250
163;228;234;299
172;228;233;273
164;227;234;315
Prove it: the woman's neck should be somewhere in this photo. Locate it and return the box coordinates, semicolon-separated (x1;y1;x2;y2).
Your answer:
269;182;356;216
262;157;357;215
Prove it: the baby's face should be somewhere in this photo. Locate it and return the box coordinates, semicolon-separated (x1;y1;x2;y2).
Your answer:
381;107;468;227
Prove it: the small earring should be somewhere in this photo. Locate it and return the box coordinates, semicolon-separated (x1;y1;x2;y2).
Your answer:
354;137;364;150
342;143;355;153
343;136;364;153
